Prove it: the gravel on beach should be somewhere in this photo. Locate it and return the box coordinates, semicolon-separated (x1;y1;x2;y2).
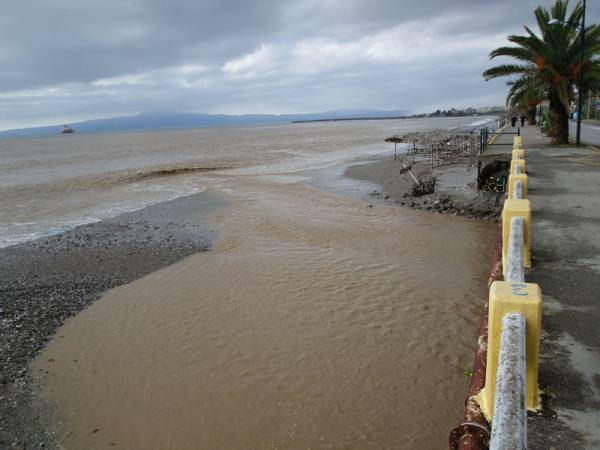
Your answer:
0;192;223;450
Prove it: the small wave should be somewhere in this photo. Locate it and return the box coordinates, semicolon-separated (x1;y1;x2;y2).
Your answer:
94;164;232;189
466;119;494;127
447;117;498;133
0;184;204;248
120;165;225;183
0;163;222;248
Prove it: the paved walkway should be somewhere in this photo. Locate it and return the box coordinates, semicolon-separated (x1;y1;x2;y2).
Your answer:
517;126;600;449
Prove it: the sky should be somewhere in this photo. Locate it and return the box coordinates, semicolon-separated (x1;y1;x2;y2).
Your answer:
1;0;599;130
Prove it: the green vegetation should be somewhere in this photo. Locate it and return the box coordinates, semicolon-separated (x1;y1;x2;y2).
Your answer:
483;0;600;144
506;71;544;125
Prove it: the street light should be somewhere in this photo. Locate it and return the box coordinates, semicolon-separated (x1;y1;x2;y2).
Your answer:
549;0;586;147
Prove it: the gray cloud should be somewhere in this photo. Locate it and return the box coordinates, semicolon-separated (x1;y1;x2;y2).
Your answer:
1;0;599;129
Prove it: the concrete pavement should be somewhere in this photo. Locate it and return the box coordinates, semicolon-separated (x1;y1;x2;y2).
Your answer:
519;125;600;449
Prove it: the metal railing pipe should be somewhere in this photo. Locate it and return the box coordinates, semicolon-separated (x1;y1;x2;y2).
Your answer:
514;180;524;200
489;313;527;450
506;216;525;283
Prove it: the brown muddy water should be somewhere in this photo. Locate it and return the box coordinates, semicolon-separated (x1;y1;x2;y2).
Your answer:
32;173;494;449
4;117;498;449
0;117;490;247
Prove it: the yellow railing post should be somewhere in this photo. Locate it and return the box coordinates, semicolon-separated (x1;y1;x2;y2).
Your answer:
475;133;542;439
510;159;526;175
508;173;528;199
514;136;522;147
476;281;542;420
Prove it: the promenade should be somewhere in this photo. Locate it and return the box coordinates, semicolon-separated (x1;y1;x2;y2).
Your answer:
497;125;600;449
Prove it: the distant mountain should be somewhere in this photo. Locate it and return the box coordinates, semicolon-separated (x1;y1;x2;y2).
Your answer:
0;108;409;138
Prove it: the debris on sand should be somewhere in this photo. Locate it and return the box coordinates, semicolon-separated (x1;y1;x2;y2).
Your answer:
411;176;436;197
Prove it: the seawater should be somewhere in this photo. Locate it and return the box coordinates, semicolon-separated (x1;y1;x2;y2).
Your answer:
1;117;492;247
7;117;497;449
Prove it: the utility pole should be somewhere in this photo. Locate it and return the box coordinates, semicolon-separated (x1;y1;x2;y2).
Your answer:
576;0;586;147
586;90;591;120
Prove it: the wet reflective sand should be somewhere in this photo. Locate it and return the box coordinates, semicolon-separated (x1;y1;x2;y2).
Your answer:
33;173;494;449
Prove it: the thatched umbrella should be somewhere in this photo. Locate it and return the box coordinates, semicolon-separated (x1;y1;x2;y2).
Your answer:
385;135;403;160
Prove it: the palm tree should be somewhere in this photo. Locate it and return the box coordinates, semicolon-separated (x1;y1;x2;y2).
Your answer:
506;71;543;125
483;0;600;144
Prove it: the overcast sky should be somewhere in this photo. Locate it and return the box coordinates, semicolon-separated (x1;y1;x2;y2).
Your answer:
1;0;599;129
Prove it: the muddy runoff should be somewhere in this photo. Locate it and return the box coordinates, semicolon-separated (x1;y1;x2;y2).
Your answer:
32;174;495;449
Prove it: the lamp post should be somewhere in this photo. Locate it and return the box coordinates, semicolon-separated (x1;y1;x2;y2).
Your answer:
577;0;586;147
549;0;586;146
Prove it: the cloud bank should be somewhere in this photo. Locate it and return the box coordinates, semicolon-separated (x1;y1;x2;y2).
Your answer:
1;0;598;129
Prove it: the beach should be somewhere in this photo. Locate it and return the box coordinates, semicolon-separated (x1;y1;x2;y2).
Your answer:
344;157;501;220
0;192;221;448
1;118;498;449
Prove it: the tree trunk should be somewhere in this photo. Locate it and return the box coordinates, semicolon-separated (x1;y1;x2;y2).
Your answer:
548;88;569;144
526;106;537;125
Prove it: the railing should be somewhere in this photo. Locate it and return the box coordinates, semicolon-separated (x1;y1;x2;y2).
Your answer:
489;187;527;449
451;134;543;450
489;313;527;449
486;136;542;450
490;118;508;136
479;119;520;154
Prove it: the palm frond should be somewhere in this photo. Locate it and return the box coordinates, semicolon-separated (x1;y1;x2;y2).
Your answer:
483;64;532;80
483;0;600;142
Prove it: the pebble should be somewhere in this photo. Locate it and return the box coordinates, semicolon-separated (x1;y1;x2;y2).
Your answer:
0;194;216;449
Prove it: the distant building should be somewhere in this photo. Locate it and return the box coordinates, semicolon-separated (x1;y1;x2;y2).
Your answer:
477;106;506;114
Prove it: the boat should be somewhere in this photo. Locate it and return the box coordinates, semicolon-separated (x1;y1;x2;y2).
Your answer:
61;124;74;134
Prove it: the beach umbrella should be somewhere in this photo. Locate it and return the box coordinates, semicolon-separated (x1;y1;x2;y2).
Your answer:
385;135;403;160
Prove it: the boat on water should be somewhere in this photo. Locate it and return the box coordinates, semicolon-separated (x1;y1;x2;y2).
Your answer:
60;124;74;134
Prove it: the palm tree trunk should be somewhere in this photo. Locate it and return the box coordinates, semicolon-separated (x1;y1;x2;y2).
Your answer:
549;89;569;144
526;106;537;125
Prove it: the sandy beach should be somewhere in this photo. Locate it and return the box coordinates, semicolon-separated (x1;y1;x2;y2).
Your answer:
0;192;222;449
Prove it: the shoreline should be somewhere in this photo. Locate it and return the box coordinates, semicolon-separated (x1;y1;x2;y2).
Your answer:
1;146;499;449
0;191;223;449
344;156;502;220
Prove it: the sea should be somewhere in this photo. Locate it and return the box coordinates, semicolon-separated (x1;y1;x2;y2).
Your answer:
1;116;494;247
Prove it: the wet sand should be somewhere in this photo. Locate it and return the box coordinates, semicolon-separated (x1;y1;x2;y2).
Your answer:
344;158;417;199
345;157;501;220
0;192;223;449
30;174;496;450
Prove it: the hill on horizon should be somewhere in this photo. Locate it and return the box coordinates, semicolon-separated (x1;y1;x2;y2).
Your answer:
0;108;410;138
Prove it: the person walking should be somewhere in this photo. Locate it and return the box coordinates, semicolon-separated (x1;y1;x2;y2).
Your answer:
520;115;526;127
511;115;517;127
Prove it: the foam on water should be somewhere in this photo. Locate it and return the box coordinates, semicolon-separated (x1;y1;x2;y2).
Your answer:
0;181;204;248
